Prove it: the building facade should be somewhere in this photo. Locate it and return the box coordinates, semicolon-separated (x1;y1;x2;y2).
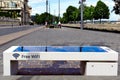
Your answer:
0;0;32;25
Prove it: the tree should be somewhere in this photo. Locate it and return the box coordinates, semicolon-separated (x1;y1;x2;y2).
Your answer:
63;6;79;23
112;0;120;14
34;12;58;24
83;6;89;20
62;5;95;23
84;5;94;20
78;4;95;21
34;14;40;24
72;9;79;22
84;5;93;20
93;0;110;23
61;13;68;23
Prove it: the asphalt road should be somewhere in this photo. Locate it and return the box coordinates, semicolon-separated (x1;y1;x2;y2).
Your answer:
0;25;40;36
0;27;120;79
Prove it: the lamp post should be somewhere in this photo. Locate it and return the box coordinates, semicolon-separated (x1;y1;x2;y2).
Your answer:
46;0;48;26
79;0;86;30
49;1;50;24
46;0;48;13
58;0;60;22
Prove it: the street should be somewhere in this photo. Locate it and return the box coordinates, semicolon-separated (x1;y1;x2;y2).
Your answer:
0;25;40;36
0;27;120;79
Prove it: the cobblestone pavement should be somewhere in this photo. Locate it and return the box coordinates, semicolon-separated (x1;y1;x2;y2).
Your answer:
0;27;120;79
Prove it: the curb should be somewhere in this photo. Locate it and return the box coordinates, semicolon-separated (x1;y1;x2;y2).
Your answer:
62;25;120;33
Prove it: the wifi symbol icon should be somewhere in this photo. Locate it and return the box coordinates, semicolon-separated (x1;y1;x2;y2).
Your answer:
13;53;20;59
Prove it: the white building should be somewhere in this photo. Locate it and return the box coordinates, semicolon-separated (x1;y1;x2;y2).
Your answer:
0;0;32;25
0;0;23;10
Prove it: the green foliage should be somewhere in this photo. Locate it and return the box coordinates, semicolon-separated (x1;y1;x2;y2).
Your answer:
62;5;95;23
93;0;110;20
0;11;10;17
61;13;68;23
112;0;120;14
62;6;79;23
34;12;58;24
84;5;94;20
34;0;110;24
66;6;78;21
11;11;18;18
34;14;40;24
72;9;79;21
0;10;19;18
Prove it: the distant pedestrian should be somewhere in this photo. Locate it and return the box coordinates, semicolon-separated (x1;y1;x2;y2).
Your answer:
45;21;48;27
54;21;57;28
58;21;61;28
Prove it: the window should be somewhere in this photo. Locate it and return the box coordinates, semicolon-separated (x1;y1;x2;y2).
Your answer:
9;1;17;8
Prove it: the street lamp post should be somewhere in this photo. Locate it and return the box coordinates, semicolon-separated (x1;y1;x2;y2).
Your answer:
58;0;60;22
46;0;48;13
81;0;84;30
79;0;85;30
46;0;48;26
49;1;50;24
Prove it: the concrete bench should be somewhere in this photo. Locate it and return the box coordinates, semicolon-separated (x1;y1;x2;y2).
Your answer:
3;46;119;76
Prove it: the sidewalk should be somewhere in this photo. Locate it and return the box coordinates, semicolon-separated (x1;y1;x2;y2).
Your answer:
62;24;120;33
0;26;45;46
0;76;120;80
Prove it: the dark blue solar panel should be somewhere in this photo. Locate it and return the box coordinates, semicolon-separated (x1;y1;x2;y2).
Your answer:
14;46;45;52
14;46;107;52
82;46;107;52
47;46;80;52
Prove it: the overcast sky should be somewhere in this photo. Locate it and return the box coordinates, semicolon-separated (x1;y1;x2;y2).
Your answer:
28;0;120;21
